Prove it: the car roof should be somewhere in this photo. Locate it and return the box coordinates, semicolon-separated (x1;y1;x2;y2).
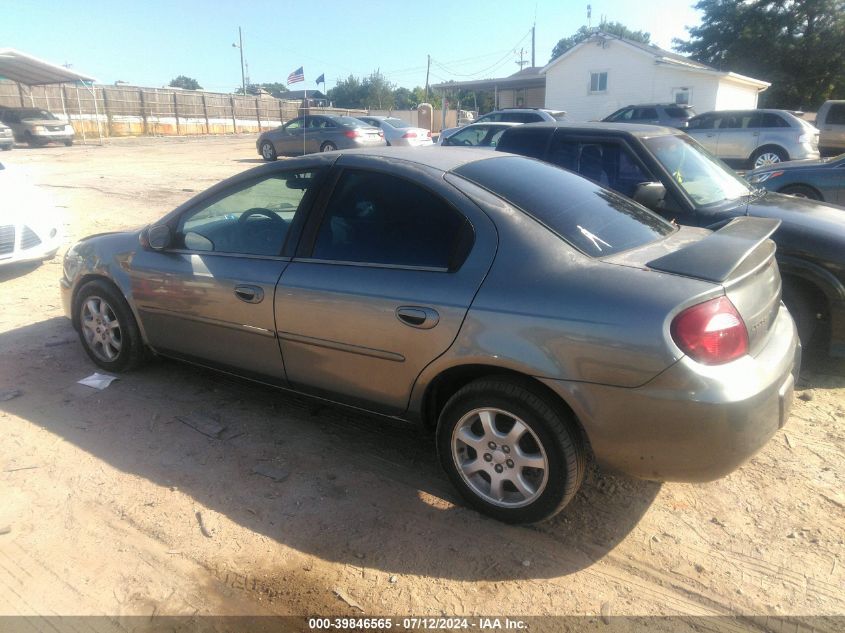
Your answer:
331;146;506;172
619;103;692;108
462;121;522;128
510;121;682;137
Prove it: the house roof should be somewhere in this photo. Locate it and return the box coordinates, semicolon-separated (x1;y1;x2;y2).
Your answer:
431;67;545;92
285;89;327;100
0;48;96;85
541;34;769;90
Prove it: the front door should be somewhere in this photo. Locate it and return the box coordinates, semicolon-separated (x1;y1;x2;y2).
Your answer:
131;167;322;383
275;162;496;413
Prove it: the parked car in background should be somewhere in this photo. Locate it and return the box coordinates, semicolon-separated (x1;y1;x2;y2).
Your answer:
685;109;819;168
256;114;384;160
0;162;63;266
815;100;845;157
602;103;696;128
439;122;520;148
438;108;566;144
60;147;797;524
496;122;845;356
747;154;845;205
0;106;74;147
355;115;432;147
0;122;13;150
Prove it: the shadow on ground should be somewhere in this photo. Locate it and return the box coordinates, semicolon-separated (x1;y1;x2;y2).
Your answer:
0;318;683;582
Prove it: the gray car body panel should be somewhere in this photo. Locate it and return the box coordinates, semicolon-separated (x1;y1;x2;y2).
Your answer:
61;148;798;482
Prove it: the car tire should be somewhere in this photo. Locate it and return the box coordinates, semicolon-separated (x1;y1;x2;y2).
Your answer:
779;184;821;201
260;141;277;161
64;140;73;147
751;146;788;169
320;142;337;152
75;279;146;372
436;377;585;524
1;145;10;151
25;132;43;148
782;280;821;349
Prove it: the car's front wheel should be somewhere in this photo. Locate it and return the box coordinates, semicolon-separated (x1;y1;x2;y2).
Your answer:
260;141;277;161
76;280;146;372
751;146;787;168
437;377;585;524
779;184;821;201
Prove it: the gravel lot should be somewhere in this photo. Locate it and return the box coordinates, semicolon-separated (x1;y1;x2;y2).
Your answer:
0;137;843;629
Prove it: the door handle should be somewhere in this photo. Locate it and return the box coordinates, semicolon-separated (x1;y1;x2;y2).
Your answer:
234;285;264;303
396;306;439;329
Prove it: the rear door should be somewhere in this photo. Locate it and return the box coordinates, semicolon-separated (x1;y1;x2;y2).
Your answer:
713;112;756;161
686;113;719;153
275;157;497;413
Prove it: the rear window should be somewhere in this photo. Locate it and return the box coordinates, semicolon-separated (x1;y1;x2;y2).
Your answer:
454;156;674;257
496;127;551;159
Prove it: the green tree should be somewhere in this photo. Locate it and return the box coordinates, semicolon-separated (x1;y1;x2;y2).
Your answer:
393;87;414;109
169;75;202;90
674;0;845;109
327;75;365;108
550;21;651;62
363;71;395;110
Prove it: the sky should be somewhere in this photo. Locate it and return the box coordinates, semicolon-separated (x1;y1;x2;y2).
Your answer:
0;0;702;94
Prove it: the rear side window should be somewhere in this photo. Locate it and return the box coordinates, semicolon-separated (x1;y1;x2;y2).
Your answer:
827;103;845;125
454;156;674;257
665;106;693;118
496;127;551;159
311;170;473;269
760;113;789;128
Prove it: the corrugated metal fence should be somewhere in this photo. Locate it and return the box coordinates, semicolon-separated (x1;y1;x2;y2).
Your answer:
0;81;366;140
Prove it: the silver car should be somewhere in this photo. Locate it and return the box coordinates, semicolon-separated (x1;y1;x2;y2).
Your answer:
0;106;74;147
356;116;433;147
0;122;13;150
256;114;385;160
60;148;798;524
685;109;819;168
439;122;520;148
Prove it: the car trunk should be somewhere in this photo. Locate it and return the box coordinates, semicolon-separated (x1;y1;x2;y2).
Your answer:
608;218;783;356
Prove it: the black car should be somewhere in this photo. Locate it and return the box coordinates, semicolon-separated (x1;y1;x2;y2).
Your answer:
496;122;845;357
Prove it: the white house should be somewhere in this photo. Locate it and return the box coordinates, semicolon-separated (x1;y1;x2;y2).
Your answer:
542;34;770;121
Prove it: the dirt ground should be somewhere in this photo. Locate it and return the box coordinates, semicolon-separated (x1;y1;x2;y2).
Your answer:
0;137;843;630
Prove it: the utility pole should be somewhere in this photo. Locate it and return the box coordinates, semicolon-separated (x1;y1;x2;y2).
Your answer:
424;54;431;103
516;48;528;70
531;24;536;67
233;27;246;95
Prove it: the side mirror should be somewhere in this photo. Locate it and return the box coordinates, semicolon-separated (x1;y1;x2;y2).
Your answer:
633;181;667;211
147;224;172;250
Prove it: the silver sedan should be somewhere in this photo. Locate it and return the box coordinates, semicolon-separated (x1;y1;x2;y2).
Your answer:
60;148;798;524
357;115;433;147
256;114;384;160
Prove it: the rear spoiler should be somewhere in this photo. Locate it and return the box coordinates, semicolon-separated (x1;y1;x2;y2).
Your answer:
647;217;781;283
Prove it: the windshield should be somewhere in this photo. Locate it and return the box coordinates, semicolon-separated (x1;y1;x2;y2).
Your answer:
19;109;59;121
642;134;751;206
383;118;411;128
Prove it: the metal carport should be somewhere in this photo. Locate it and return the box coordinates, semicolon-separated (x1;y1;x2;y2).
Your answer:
0;48;102;144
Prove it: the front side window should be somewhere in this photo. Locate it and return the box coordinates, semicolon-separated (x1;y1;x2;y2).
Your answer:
447;125;508;147
284;118;304;131
687;115;715;130
590;72;608;93
311;170;472;269
178;171;317;256
634;108;659;120
608;108;634;122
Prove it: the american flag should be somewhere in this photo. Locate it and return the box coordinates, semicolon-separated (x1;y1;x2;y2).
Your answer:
287;67;304;85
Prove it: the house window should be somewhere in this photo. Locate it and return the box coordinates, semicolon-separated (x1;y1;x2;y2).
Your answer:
673;88;691;105
590;71;608;93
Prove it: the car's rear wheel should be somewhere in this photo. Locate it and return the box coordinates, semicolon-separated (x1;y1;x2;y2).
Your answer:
64;139;73;147
437;377;585;524
320;141;337;152
779;184;821;201
751;146;787;168
76;280;145;372
782;279;823;350
260;141;277;161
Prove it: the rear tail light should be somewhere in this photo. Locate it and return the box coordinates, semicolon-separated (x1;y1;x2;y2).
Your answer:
671;296;748;364
402;131;418;139
377;130;384;137
344;129;363;139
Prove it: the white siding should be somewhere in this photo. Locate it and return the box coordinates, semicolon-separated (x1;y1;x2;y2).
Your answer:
714;79;761;110
543;40;747;121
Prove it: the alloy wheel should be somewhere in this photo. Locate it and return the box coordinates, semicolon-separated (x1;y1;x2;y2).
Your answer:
80;296;123;362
